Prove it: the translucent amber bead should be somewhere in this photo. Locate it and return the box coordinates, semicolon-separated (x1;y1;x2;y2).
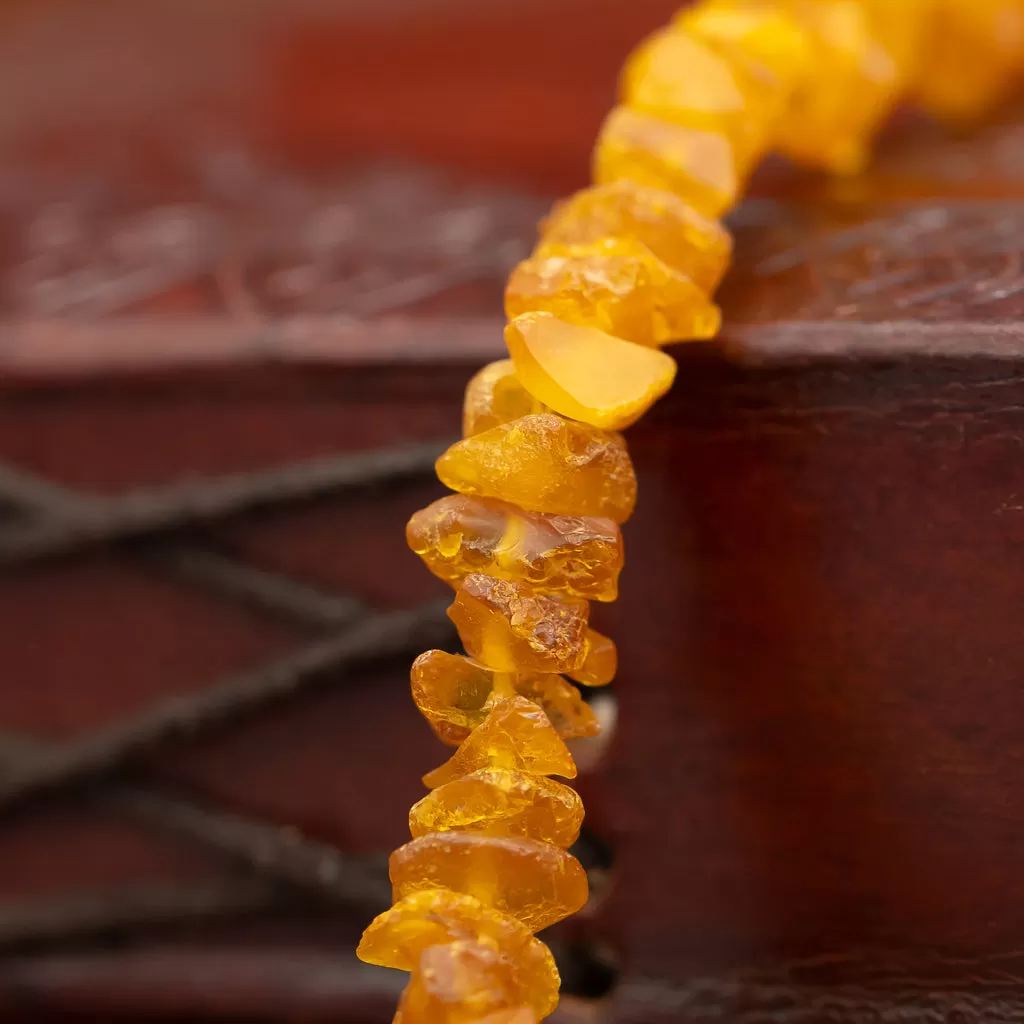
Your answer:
448;574;589;675
569;629;618;688
506;238;720;347
436;412;637;524
423;696;577;789
407;495;623;602
358;890;560;1018
912;0;1024;120
594;106;741;217
411;651;598;746
390;832;589;932
410;768;584;848
621;25;780;170
541;181;732;293
857;0;931;86
506;312;676;431
463;360;543;437
775;0;900;174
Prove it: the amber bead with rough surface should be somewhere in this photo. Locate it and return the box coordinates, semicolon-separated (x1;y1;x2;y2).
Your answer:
358;890;560;1018
436;412;637;524
448;574;589;675
411;651;598;746
506;238;720;347
423;696;577;789
463;360;543;437
570;629;618;688
594;105;741;217
410;768;584;848
541;181;732;293
622;25;781;170
407;495;623;602
506;312;677;431
390;832;589;932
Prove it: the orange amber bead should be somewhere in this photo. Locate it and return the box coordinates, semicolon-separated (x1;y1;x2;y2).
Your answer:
410;651;598;746
463;360;543;437
448;574;589;675
390;832;589;932
423;696;577;789
506;238;720;347
410;768;584;848
570;629;618;687
436;413;637;524
506;312;677;431
407;494;623;602
594;105;741;217
541;181;732;293
358;890;560;1018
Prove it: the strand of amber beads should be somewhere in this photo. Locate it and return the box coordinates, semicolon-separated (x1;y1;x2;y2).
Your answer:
359;2;1024;1020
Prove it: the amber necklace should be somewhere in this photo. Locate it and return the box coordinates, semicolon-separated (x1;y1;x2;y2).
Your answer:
357;2;1023;1021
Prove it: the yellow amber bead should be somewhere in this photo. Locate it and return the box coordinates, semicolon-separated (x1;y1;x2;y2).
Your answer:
775;0;900;174
857;0;931;86
912;0;1024;120
677;1;814;92
410;650;598;746
506;238;721;347
423;696;577;789
390;832;589;932
621;25;781;170
541;180;732;293
410;768;584;848
358;890;560;1018
436;412;637;524
407;495;623;602
463;360;543;437
594;105;741;217
569;629;618;688
448;574;589;675
506;312;677;431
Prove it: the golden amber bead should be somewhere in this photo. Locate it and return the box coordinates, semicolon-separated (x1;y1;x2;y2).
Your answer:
448;574;589;675
390;832;589;932
569;629;618;688
423;696;577;789
857;0;931;86
410;651;598;746
410;768;584;848
506;312;677;431
775;0;900;174
912;0;1024;120
358;890;560;1018
541;180;732;293
594;105;741;217
407;495;623;602
436;412;637;524
463;360;543;437
506;238;720;347
621;25;781;170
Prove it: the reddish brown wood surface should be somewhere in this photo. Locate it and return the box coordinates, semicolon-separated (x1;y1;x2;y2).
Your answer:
1;2;1024;1023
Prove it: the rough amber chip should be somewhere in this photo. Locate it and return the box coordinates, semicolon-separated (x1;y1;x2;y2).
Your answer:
621;25;780;170
594;105;740;217
411;651;599;746
569;629;618;688
390;832;589;932
436;412;637;524
410;768;584;848
911;0;1024;120
357;890;560;1018
541;181;732;294
407;495;623;602
463;360;544;437
506;238;720;347
448;574;589;675
423;696;577;789
506;312;677;431
774;0;900;174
